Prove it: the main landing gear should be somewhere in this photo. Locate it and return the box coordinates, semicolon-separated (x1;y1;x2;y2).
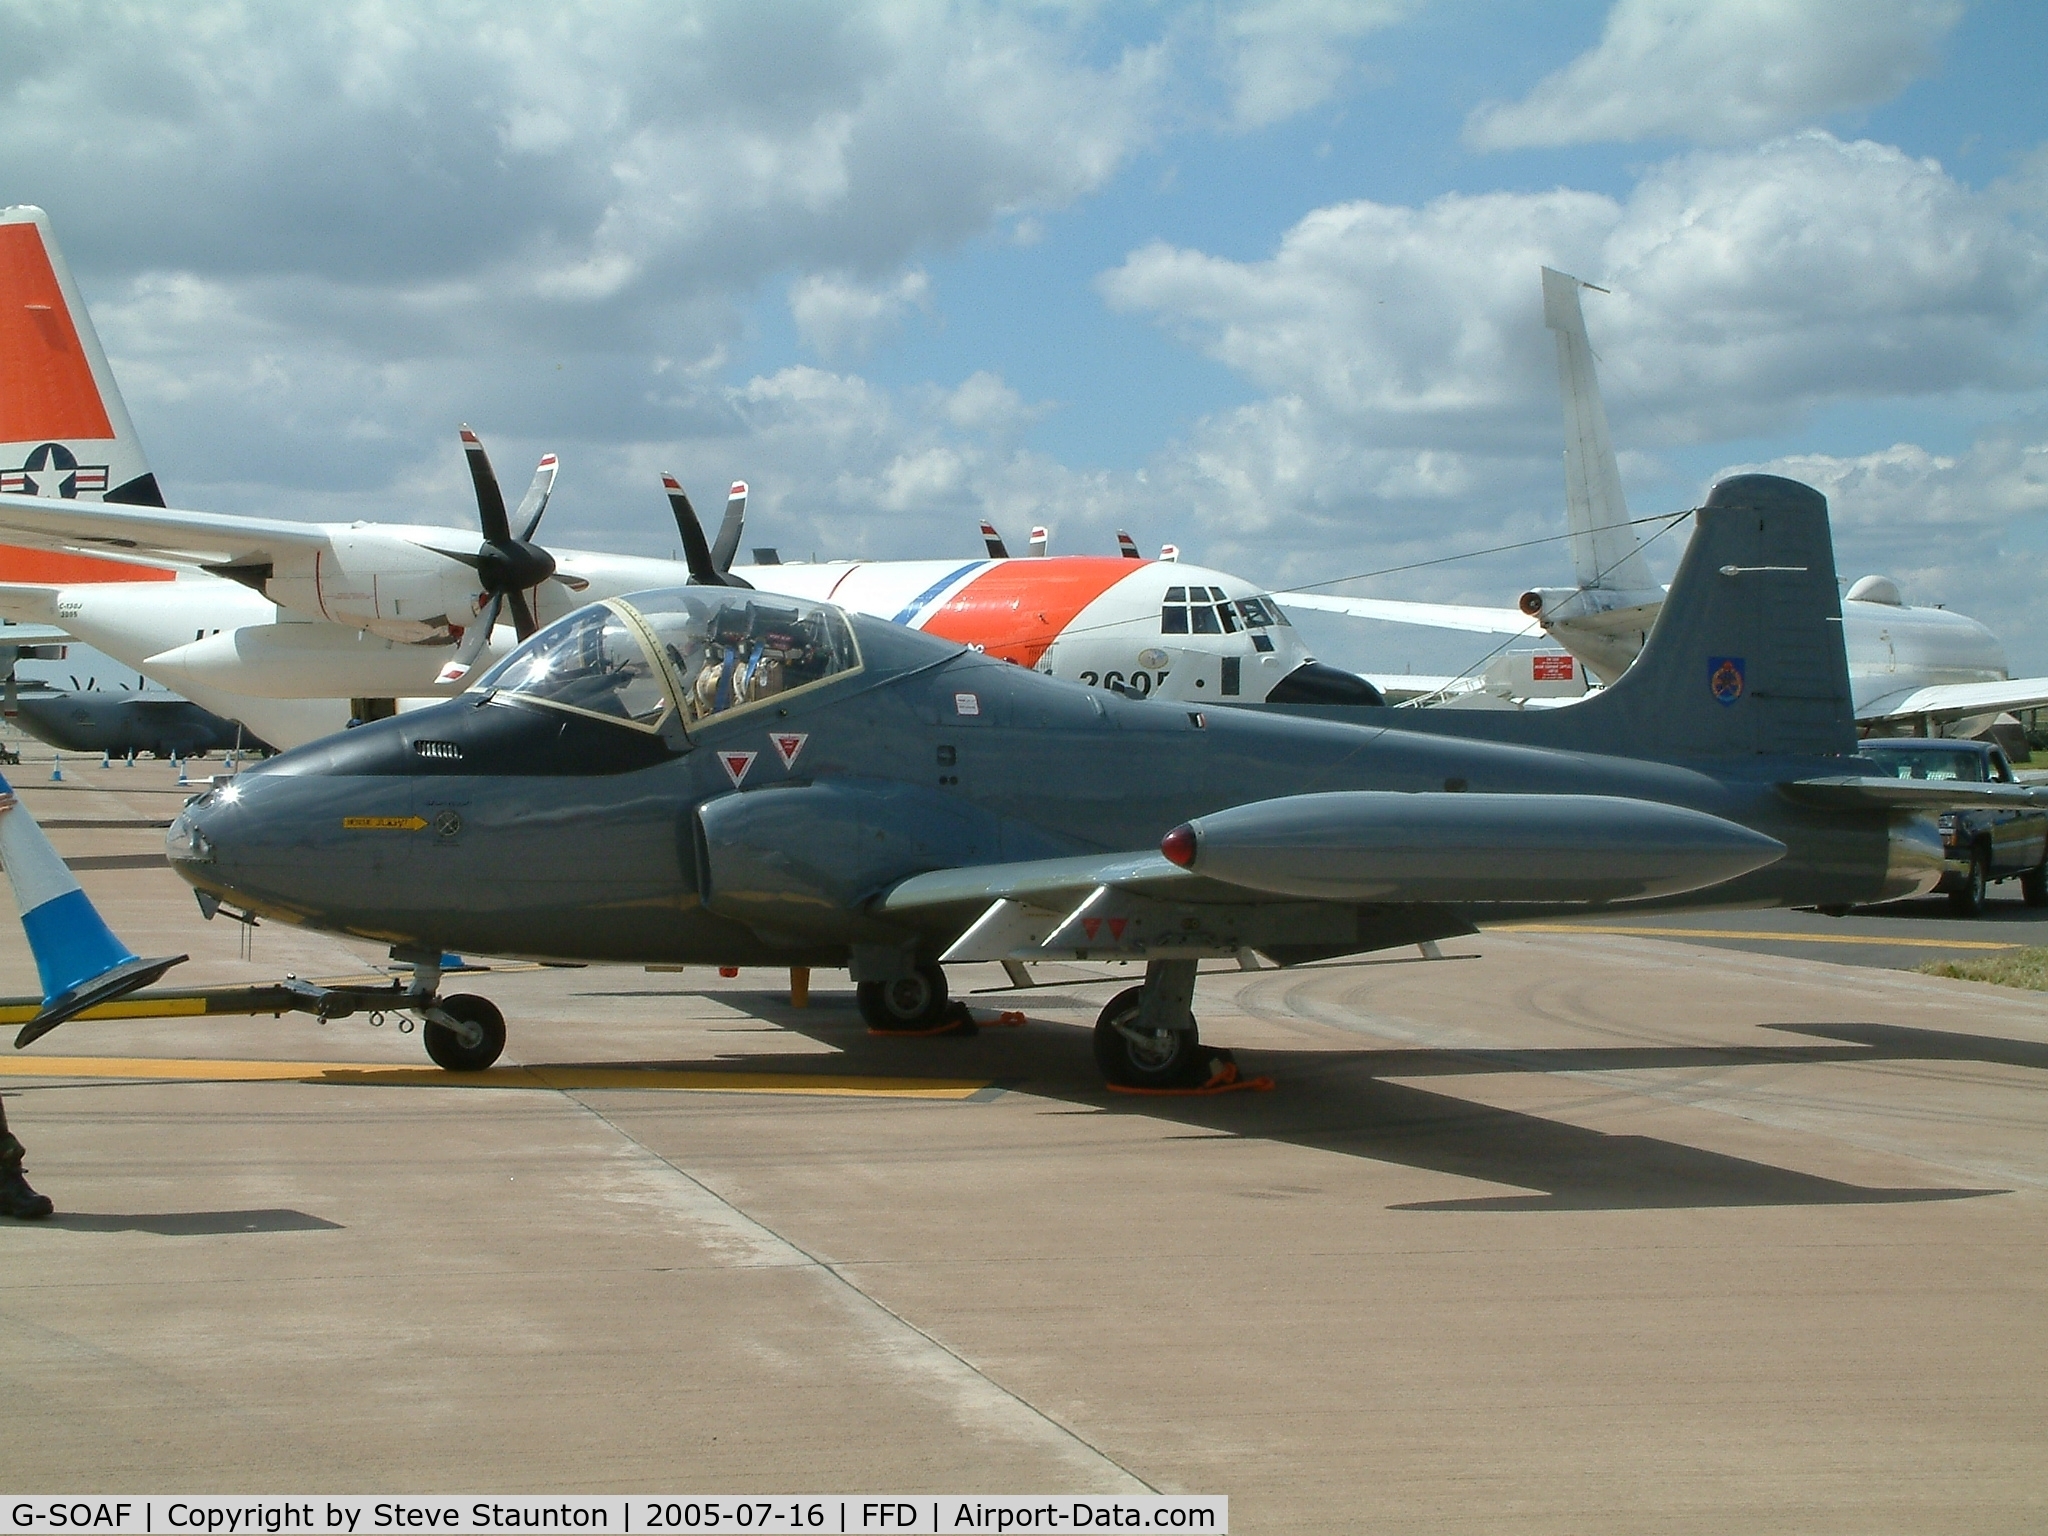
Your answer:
1092;959;1213;1089
857;961;951;1031
860;955;1221;1088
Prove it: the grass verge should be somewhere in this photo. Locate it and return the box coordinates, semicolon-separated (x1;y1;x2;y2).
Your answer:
1918;948;2048;991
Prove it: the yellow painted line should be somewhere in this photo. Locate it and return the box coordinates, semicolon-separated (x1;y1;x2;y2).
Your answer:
1496;923;2020;951
0;1055;989;1099
0;997;209;1024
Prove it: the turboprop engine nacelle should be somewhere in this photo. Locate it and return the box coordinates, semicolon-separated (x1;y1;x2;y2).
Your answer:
145;621;511;699
258;527;490;642
1162;790;1785;904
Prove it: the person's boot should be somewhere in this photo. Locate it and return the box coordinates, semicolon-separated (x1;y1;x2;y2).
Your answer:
0;1133;54;1219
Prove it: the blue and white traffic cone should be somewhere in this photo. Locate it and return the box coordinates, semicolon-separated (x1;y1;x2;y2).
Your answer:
0;770;185;1048
47;754;60;783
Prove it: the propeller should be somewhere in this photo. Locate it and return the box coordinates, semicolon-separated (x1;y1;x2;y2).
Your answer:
662;475;754;589
980;521;1010;559
709;481;748;576
1029;526;1049;558
1116;530;1140;560
430;426;572;686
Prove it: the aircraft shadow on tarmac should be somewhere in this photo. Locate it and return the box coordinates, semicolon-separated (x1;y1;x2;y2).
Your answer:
45;1208;342;1235
567;986;2013;1213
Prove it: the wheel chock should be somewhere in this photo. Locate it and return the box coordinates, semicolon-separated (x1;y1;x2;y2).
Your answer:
1106;1047;1275;1096
867;1000;979;1038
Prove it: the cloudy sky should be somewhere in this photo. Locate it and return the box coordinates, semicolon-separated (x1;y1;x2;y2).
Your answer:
4;0;2045;675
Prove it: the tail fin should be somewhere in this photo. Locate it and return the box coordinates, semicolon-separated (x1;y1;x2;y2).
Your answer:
0;207;162;509
1557;474;1855;758
1543;267;1651;593
0;770;184;1046
1373;475;1856;761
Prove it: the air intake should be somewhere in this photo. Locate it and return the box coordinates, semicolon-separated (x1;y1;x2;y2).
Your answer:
412;739;463;761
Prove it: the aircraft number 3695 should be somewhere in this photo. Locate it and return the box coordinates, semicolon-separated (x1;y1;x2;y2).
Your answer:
1077;669;1169;696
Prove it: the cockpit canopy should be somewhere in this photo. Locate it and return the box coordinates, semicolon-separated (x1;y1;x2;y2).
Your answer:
477;589;862;733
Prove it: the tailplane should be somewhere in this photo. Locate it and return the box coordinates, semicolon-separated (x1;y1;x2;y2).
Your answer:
0;206;163;509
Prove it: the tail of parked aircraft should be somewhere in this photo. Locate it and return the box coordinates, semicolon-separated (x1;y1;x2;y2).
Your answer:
0;206;163;511
1381;475;1858;761
0;769;184;1047
1542;266;1652;595
1576;475;1856;759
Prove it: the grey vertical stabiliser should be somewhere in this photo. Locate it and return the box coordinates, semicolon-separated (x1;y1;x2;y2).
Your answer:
1375;474;1858;762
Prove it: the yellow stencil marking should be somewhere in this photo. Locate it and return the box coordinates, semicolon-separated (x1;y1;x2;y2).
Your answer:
0;1054;989;1099
342;815;427;831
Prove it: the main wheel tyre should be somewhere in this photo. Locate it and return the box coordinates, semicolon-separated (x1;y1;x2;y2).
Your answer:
857;964;949;1030
1093;984;1206;1089
1949;851;1989;918
423;993;507;1071
2023;860;2048;909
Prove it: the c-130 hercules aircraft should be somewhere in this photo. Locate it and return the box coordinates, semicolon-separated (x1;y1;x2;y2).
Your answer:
154;475;2026;1088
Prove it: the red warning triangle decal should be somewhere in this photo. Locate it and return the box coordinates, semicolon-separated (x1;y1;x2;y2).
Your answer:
769;732;808;770
719;751;757;787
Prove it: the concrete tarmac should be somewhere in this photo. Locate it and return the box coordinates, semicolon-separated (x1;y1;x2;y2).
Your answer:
2;754;2046;1530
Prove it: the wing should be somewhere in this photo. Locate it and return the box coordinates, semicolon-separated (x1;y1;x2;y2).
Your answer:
0;489;325;569
1779;776;2048;812
1274;589;1539;636
880;791;1784;967
1856;676;2048;726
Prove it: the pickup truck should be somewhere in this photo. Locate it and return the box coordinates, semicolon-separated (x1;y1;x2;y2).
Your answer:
1858;738;2048;916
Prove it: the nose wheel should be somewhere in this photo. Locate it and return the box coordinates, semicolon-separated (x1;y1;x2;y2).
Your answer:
421;992;506;1071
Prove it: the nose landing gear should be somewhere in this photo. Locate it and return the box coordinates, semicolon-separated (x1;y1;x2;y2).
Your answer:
421;993;507;1072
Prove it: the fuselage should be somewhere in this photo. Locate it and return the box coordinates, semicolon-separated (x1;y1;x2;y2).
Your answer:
1843;598;2008;713
167;595;1923;968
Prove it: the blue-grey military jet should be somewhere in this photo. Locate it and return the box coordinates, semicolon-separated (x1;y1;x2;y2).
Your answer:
151;475;2040;1086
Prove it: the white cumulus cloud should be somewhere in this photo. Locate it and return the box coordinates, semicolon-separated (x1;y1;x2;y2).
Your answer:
1465;0;1962;150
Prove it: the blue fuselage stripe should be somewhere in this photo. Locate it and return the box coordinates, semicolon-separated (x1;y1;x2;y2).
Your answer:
890;562;988;626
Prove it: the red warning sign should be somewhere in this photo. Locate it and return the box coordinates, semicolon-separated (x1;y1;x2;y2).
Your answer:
1531;655;1575;681
769;732;808;770
719;751;757;787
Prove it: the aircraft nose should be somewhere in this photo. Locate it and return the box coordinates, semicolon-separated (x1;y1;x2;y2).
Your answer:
168;770;409;921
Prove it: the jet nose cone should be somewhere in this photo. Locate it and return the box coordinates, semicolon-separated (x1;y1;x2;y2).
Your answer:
167;792;222;872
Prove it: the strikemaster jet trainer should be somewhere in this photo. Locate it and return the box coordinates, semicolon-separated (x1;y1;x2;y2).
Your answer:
146;475;2035;1088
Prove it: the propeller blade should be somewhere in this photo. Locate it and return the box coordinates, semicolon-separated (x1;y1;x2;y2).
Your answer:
514;454;559;542
435;592;505;686
1116;530;1140;560
460;425;512;545
980;521;1010;559
413;543;484;571
507;585;538;641
1029;526;1048;558
663;474;719;583
710;480;747;574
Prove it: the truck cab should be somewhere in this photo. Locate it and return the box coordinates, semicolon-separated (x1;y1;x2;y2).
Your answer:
1857;738;2048;915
